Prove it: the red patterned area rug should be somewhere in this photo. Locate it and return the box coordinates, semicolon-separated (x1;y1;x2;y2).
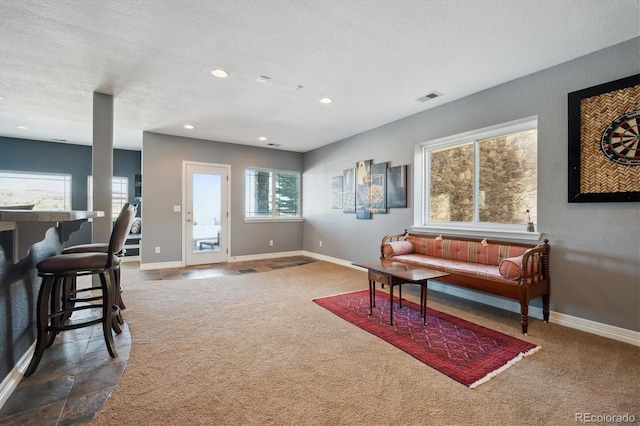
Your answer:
313;289;540;388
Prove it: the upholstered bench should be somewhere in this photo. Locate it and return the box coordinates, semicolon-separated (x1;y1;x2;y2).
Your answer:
380;231;550;334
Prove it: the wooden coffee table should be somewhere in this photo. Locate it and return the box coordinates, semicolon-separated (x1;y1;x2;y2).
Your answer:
352;259;449;325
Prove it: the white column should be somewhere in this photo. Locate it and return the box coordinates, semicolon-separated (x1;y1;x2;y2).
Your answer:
92;92;114;244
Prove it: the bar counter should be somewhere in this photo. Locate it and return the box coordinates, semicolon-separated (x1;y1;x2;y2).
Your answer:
0;209;104;261
0;209;103;383
0;209;102;222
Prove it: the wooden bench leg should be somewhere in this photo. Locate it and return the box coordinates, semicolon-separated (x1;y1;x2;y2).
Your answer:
520;303;529;335
542;294;550;322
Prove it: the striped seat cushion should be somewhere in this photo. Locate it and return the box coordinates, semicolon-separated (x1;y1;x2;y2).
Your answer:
391;254;519;284
406;235;528;267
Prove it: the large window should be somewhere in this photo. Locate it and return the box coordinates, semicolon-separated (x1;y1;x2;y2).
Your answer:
245;168;301;220
88;176;129;220
0;171;72;210
415;117;537;237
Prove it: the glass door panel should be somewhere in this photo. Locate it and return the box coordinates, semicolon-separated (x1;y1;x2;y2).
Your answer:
185;163;228;265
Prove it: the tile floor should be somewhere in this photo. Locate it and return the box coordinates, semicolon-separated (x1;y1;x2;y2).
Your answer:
0;256;316;425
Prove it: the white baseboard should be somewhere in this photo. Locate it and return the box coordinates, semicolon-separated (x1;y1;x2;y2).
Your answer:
139;260;183;271
549;312;639;347
305;251;640;347
302;251;359;269
134;250;640;346
230;250;304;262
140;251;308;271
427;280;545;319
0;342;34;410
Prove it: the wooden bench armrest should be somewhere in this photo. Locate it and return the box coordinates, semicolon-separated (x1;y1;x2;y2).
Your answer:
520;239;550;281
380;229;409;258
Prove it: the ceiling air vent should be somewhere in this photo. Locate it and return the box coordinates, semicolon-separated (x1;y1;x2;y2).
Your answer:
415;91;442;103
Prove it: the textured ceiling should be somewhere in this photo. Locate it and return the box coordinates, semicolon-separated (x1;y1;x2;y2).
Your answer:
1;0;638;152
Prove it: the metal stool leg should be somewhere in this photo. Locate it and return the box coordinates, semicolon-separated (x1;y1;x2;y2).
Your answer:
25;276;55;377
99;271;119;356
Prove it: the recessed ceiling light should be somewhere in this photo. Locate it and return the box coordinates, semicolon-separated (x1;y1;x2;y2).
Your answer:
259;136;267;141
184;124;194;129
17;126;28;130
319;97;333;104
211;68;229;78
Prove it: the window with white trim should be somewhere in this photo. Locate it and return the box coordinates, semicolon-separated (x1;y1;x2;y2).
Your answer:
88;176;128;220
0;171;71;210
414;117;537;235
245;168;301;220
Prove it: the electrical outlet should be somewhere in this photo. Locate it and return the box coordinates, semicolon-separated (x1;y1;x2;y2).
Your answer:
269;240;273;246
155;246;160;253
173;205;181;212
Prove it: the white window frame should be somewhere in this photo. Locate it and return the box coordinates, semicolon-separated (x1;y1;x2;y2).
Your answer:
244;167;303;223
88;176;129;220
413;116;540;240
0;170;72;210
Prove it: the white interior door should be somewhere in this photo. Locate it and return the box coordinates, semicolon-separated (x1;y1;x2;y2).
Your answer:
184;162;229;265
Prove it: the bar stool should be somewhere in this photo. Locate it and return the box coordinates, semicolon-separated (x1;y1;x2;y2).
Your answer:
60;204;137;331
25;203;136;377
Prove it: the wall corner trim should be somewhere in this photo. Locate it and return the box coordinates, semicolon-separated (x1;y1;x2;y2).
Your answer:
0;342;35;410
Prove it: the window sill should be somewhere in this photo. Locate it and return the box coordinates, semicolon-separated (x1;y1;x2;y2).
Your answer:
244;217;304;224
411;224;542;241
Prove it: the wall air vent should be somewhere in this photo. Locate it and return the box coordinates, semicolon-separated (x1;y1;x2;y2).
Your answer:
415;91;442;103
267;143;281;147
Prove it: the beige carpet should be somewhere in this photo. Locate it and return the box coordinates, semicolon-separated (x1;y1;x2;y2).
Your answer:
91;261;639;426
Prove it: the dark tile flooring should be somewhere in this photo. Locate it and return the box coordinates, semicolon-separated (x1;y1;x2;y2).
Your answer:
0;256;316;425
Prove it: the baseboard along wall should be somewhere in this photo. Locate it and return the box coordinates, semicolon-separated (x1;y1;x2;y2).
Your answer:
0;342;35;411
140;249;639;346
301;251;640;347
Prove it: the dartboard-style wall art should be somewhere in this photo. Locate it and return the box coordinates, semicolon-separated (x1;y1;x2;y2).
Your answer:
568;74;640;202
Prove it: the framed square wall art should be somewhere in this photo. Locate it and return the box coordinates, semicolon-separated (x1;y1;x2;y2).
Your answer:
568;74;640;202
342;168;356;213
387;165;408;208
355;159;372;218
368;162;387;214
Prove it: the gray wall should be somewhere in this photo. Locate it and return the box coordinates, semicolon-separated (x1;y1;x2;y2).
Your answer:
0;137;142;246
303;38;640;331
0;138;141;381
141;132;304;263
0;137;141;212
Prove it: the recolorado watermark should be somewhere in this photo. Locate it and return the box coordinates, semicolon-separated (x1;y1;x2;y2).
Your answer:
575;413;636;423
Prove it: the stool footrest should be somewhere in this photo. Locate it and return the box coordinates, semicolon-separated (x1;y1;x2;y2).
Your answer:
49;317;104;331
